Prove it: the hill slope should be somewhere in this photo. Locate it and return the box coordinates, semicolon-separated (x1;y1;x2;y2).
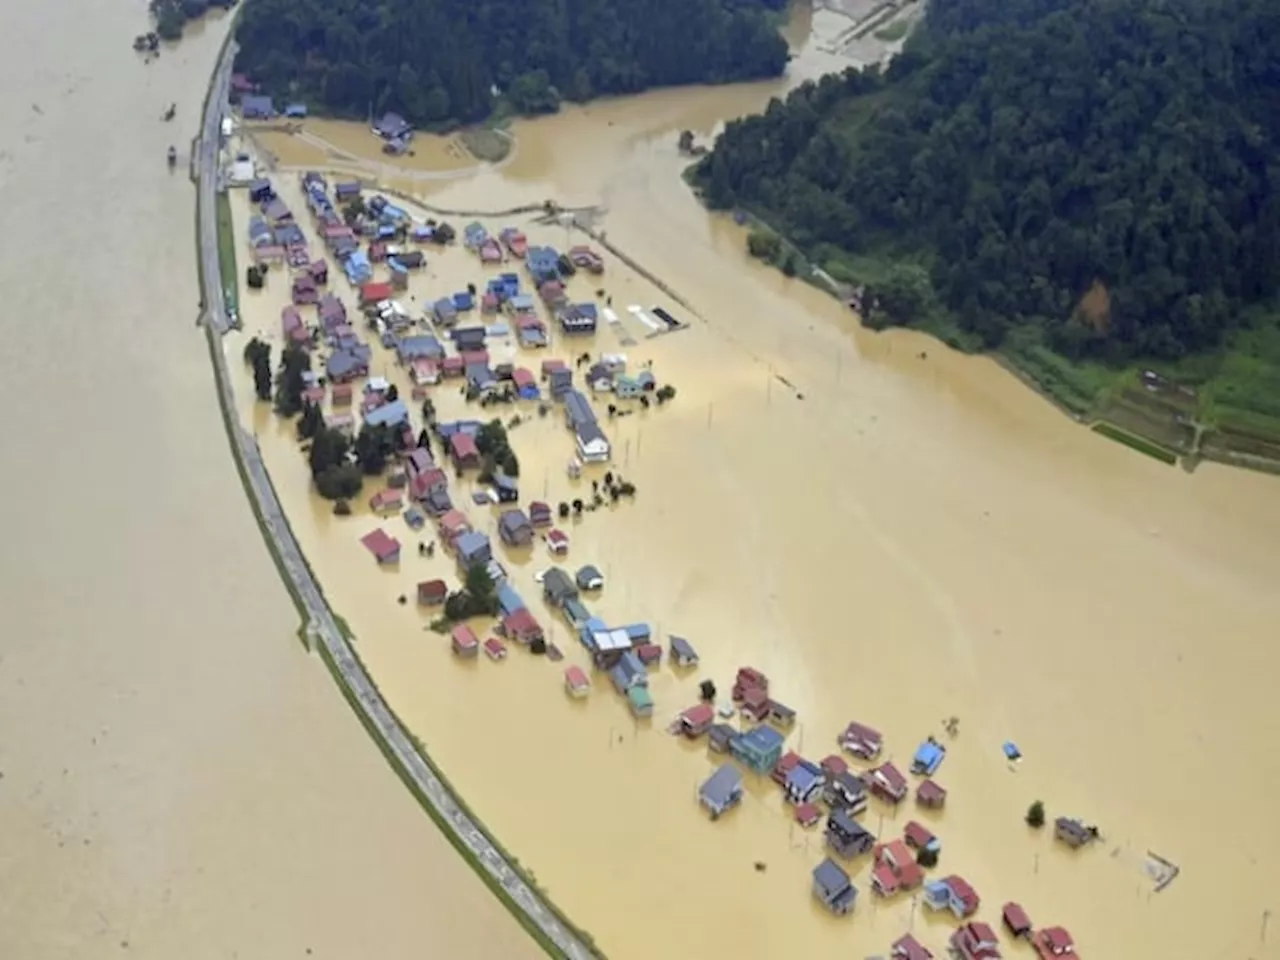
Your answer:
234;0;788;125
698;0;1280;367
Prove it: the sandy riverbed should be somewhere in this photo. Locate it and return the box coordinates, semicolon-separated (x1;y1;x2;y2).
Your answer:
225;63;1280;959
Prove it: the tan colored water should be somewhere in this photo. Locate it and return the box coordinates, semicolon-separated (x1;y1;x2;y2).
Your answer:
0;7;539;959
228;10;1280;959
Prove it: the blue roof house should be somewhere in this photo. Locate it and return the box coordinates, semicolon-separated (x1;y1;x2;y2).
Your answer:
699;764;744;820
731;725;786;774
463;221;488;249
526;246;560;284
453;291;475;311
923;879;953;912
344;250;372;284
397;335;444;363
813;859;857;915
784;760;825;806
912;739;947;776
363;400;409;429
497;582;527;617
455;531;492;569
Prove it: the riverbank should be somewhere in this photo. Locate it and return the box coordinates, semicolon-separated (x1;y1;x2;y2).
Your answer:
717;199;1280;474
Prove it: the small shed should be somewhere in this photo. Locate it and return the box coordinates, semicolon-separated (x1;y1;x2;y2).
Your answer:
626;685;654;718
917;779;947;809
1002;901;1032;938
668;635;699;666
564;665;590;698
417;579;448;606
483;637;507;661
451;624;479;658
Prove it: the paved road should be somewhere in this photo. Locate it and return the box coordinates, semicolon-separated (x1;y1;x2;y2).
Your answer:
193;36;596;960
198;41;236;333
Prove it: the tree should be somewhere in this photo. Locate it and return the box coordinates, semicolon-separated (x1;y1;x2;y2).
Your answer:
386;384;399;403
1026;800;1045;829
421;397;437;424
463;561;498;614
233;0;788;126
274;345;310;417
916;846;939;868
243;337;273;401
699;679;716;701
309;426;349;478
557;501;570;518
297;401;323;439
354;423;396;475
747;227;781;261
315;463;363;500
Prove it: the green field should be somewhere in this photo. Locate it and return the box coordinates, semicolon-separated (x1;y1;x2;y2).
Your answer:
216;192;239;317
1091;422;1179;465
874;19;911;41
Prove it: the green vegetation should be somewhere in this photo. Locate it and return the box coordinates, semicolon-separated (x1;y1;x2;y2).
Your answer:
150;0;237;41
307;425;365;501
459;128;513;164
273;344;309;417
1026;800;1046;829
242;337;273;401
215;192;239;317
916;845;939;868
476;419;520;481
696;0;1280;460
353;422;404;475
1091;422;1178;465
234;0;787;125
873;18;911;42
443;562;501;622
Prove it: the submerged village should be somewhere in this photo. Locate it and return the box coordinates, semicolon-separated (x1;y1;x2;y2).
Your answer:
220;106;1125;960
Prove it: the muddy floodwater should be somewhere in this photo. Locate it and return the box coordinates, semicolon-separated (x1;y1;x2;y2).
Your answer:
231;11;1280;959
0;6;540;960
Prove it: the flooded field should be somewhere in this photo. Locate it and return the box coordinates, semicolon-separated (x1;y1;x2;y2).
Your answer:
226;30;1280;956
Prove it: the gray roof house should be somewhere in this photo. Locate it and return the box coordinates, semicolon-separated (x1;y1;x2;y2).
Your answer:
562;389;611;462
241;94;275;119
497;509;533;546
557;304;598;335
542;567;578;607
363;399;409;429
397;335;444;362
826;808;876;859
608;651;647;694
812;858;857;915
669;635;699;666
374;111;411;140
452;326;487;351
455;531;492;569
699;764;744;820
575;564;604;590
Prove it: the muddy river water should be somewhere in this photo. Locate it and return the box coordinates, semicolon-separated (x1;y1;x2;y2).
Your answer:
3;0;1277;957
235;7;1280;960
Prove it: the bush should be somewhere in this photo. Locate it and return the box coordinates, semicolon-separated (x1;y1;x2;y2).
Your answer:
1026;800;1046;829
315;463;364;500
747;227;781;261
916;846;939;868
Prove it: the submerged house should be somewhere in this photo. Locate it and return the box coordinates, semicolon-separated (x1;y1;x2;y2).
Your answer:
950;922;1001;960
563;389;610;463
699;764;744;819
839;721;884;760
373;111;411;141
497;509;534;547
730;725;785;774
827;808;876;859
812;858;857;916
669;635;699;666
868;761;909;804
784;760;825;807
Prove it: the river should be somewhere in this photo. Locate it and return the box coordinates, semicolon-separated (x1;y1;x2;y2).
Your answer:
0;6;539;959
230;3;1280;959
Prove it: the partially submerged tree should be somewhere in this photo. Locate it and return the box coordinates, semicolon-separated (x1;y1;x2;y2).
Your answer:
1026;800;1046;829
274;344;310;417
243;337;273;401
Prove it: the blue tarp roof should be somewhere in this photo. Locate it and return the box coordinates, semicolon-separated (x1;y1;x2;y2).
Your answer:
912;741;946;775
363;400;409;428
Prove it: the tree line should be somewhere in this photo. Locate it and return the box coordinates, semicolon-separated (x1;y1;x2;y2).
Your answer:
696;0;1280;363
234;0;788;125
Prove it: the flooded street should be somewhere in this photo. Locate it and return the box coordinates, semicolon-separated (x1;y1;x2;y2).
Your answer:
234;9;1280;958
0;5;538;959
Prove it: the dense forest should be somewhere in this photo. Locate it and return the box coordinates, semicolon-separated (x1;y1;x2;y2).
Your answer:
234;0;788;124
149;0;236;41
697;0;1280;363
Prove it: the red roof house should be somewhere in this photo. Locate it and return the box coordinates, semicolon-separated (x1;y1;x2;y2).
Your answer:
891;933;934;960
500;608;544;645
944;875;981;917
450;624;479;657
871;839;924;896
1002;902;1032;938
483;637;507;660
950;921;1001;960
794;802;822;827
869;761;909;803
410;467;447;502
369;488;404;513
772;751;802;785
678;703;715;737
528;501;553;527
839;720;884;759
546;528;569;554
438;509;471;544
450;432;480;469
1033;927;1077;958
917;779;948;808
564;665;590;697
360;528;401;564
905;820;939;851
360;281;393;304
417;579;448;606
540;358;568;377
820;753;849;777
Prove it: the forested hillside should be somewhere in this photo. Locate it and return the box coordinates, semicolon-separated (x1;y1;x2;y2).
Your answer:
697;0;1280;365
234;0;788;124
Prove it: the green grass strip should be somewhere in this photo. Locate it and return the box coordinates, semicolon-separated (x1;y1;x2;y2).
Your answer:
1091;421;1178;465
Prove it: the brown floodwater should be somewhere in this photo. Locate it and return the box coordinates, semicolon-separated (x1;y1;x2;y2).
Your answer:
229;10;1280;957
0;5;539;959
